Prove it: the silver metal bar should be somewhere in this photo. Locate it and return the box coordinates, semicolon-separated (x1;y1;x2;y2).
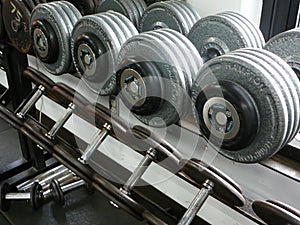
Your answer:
61;180;85;193
16;85;45;119
45;103;75;139
17;165;67;191
5;192;30;200
79;123;111;164
177;180;214;225
122;149;156;194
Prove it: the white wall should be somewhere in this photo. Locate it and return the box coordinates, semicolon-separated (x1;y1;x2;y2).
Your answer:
187;0;263;26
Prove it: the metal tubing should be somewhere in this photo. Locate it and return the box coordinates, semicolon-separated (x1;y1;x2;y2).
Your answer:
16;85;45;119
46;103;75;139
122;149;156;194
79;123;111;164
177;180;214;225
5;192;30;200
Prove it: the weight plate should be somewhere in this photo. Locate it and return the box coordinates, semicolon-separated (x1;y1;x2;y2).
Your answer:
31;3;72;74
153;29;202;88
168;0;198;33
25;0;36;11
264;28;300;78
187;15;250;63
139;1;190;35
65;0;95;15
50;179;65;205
128;0;142;26
191;53;288;163
59;1;82;19
94;13;125;45
132;0;146;21
222;11;265;47
117;30;189;127
268;200;300;218
3;0;32;53
217;13;254;47
180;1;201;23
53;1;80;26
30;182;44;209
96;0;136;26
105;11;138;41
238;48;300;144
230;50;293;147
71;14;123;95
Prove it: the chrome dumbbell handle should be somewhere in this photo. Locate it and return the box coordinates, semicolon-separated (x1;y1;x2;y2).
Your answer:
17;165;69;191
177;180;214;225
5;192;31;200
45;103;76;139
122;149;156;194
79;123;111;164
16;85;45;119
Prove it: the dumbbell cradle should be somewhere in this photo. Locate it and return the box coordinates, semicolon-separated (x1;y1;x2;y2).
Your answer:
178;159;245;225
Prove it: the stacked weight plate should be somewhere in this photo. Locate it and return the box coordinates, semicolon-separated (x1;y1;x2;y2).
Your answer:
95;0;147;27
116;28;203;127
30;1;82;75
188;11;265;62
65;0;97;15
71;11;139;95
191;48;300;163
264;28;300;79
2;0;43;53
139;0;200;35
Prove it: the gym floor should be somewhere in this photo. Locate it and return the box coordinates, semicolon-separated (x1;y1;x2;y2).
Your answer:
0;118;144;225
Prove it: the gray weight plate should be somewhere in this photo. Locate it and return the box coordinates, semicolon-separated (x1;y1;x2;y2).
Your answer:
244;48;300;143
144;0;166;6
191;53;288;163
96;0;136;26
117;32;188;127
154;29;202;87
108;11;139;37
217;13;255;47
230;50;293;147
264;29;300;77
46;2;74;33
102;12;133;43
139;2;188;35
167;1;194;32
71;14;120;95
57;1;82;23
129;0;146;26
31;4;71;75
181;1;201;23
222;11;265;47
95;13;124;46
187;15;249;63
148;30;191;94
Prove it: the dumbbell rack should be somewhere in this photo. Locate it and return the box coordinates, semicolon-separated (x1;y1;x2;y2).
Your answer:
0;22;300;225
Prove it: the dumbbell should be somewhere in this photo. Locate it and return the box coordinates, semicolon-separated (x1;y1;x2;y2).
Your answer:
2;0;40;53
253;200;300;225
0;182;43;211
71;11;138;95
264;28;300;80
116;28;202;127
139;0;200;35
1;177;86;211
188;11;265;62
178;159;245;225
30;1;82;75
191;48;300;163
